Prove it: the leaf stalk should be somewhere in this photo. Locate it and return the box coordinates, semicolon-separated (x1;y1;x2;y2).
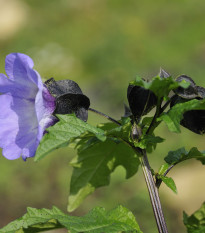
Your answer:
88;108;121;126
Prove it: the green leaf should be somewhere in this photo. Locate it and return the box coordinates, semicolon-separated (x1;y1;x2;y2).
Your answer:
34;114;106;161
0;205;142;233
68;138;140;212
130;76;189;99
158;163;170;175
183;202;205;233
136;134;164;151
97;118;132;144
158;99;205;133
158;175;177;194
164;147;205;165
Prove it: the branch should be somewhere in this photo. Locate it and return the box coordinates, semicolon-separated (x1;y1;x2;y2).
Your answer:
88;108;121;126
156;164;175;189
146;98;163;135
160;94;177;114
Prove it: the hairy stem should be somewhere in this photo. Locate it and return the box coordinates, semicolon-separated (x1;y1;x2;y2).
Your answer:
137;149;169;233
88;108;121;126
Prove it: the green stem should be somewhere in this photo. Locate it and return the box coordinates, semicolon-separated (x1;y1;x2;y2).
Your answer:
146;98;163;135
139;97;169;232
146;95;177;135
160;95;177;113
137;149;169;233
88;108;121;126
156;165;175;189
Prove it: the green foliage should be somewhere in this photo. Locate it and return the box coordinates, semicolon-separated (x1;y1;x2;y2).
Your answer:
136;134;164;152
34;114;106;161
0;205;142;233
164;147;205;165
157;175;177;194
158;163;170;175
130;76;189;99
101;118;132;142
159;99;205;133
157;147;205;194
68;137;140;212
1;1;205;232
183;202;205;233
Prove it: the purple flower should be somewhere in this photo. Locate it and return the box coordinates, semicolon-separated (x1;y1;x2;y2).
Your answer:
0;53;56;160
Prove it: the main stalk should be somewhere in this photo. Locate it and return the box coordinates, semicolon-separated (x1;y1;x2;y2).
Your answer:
138;149;169;233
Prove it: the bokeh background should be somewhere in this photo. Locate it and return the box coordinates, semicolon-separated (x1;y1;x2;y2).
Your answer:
0;0;205;232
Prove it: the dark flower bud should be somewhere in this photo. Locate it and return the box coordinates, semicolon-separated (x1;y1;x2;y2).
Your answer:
45;78;90;122
127;84;157;120
131;123;142;142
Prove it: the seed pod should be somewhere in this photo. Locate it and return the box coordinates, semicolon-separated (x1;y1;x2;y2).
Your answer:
45;78;90;121
127;84;157;120
170;85;205;135
174;75;199;99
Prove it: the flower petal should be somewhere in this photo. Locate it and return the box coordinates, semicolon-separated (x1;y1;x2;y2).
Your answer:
5;53;34;81
35;86;57;131
0;53;43;99
0;53;56;160
0;94;40;160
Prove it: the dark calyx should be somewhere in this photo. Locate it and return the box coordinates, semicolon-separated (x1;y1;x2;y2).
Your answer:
45;78;90;122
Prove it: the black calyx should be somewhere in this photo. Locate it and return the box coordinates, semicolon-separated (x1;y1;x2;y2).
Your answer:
170;76;205;134
174;75;199;99
181;110;205;134
159;68;170;78
123;103;132;118
45;78;90;122
127;84;157;120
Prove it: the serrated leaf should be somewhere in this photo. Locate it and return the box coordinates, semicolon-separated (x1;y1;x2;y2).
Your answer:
68;138;140;212
158;99;205;133
98;119;132;143
158;175;177;194
130;76;189;99
164;147;205;165
0;205;142;233
34;114;106;161
136;135;164;150
183;202;205;233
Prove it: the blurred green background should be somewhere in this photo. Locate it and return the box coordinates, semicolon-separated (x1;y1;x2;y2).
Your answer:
0;0;205;232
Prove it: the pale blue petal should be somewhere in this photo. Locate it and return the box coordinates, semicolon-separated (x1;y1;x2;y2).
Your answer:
0;94;39;160
0;53;56;160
